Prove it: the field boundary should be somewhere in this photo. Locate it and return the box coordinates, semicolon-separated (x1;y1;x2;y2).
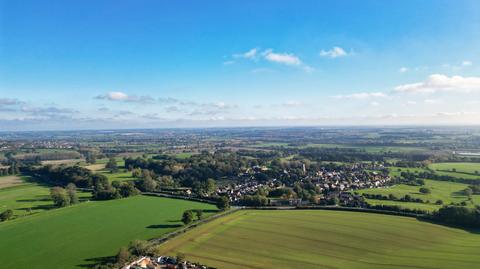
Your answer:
148;208;241;245
248;205;426;218
143;192;217;205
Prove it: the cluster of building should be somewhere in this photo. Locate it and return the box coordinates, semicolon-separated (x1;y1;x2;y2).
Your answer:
216;163;391;205
309;168;391;193
216;178;277;202
122;256;210;269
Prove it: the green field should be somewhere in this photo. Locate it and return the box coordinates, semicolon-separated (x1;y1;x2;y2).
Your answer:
389;165;480;180
173;152;195;159
429;162;480;174
101;170;136;182
357;179;479;211
428;162;480;180
158;210;480;269
0;177;91;217
0;196;216;269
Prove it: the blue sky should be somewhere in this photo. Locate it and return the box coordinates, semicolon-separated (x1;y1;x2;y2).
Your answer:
1;0;480;130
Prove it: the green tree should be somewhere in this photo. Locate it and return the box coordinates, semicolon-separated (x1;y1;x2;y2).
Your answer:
106;157;118;173
195;209;203;220
50;187;70;207
464;187;473;198
216;196;230;211
141;176;157;192
181;210;194;225
0;209;13;222
128;240;149;256
116;247;130;265
66;183;79;204
419;187;431;194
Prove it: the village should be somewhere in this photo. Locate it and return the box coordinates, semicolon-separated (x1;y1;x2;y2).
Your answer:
216;162;392;206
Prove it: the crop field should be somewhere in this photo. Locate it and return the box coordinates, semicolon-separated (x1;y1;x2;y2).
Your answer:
157;210;480;269
0;196;216;269
0;178;91;217
0;175;23;189
357;179;480;211
84;163;106;171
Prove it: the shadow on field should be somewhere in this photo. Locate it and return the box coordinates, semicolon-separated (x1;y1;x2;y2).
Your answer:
16;197;51;202
417;217;480;234
77;255;116;268
147;224;182;229
202;209;219;213
18;204;56;211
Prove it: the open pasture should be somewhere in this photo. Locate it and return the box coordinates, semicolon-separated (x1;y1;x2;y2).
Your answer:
357;179;479;211
0;196;216;269
157;210;480;269
0;178;91;217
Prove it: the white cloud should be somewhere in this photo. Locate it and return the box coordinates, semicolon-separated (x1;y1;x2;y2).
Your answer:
101;92;129;101
332;92;387;100
406;100;417;105
394;74;480;94
399;67;409;73
462;60;473;67
319;46;348;58
370;101;380;106
95;92;155;103
263;49;302;65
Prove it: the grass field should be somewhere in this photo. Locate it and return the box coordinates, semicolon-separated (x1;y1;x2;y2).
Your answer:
173;152;195;159
0;177;91;217
428;162;480;180
100;170;136;182
0;196;216;269
389;165;480;180
357;179;480;211
429;162;480;174
157;210;480;269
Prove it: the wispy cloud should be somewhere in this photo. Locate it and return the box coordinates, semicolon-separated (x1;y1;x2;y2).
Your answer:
263;49;302;65
0;98;23;106
332;92;387;99
228;48;313;72
233;48;258;59
319;46;349;58
95;91;155;104
281;101;303;107
399;67;409;73
394;74;480;94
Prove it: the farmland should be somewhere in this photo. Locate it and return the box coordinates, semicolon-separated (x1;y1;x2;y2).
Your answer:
0;196;216;269
157;210;480;269
0;177;91;217
357;179;480;211
429;162;480;174
0;175;23;189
